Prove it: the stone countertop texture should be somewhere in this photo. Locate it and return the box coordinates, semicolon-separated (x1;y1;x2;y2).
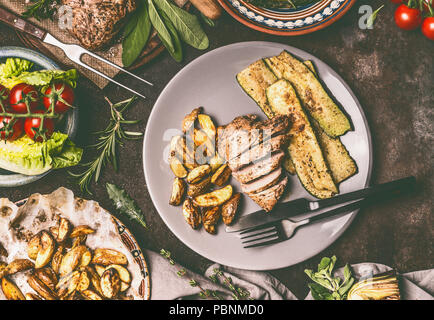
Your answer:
0;1;432;299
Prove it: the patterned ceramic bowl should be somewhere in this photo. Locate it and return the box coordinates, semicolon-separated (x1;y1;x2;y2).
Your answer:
217;0;356;35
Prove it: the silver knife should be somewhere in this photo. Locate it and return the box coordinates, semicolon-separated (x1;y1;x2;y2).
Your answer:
0;7;152;98
226;177;416;233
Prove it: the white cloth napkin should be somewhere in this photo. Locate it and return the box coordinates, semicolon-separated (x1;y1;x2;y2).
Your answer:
145;250;433;300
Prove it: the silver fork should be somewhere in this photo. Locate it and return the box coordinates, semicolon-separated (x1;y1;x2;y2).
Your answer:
0;7;152;99
239;199;365;249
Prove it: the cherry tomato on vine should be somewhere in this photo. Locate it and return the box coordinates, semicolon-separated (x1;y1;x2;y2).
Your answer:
422;17;434;39
42;82;74;114
24;111;54;142
9;83;39;114
395;4;423;30
0;84;9;111
0;116;23;141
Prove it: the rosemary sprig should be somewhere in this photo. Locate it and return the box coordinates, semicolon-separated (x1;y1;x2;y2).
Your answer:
160;249;223;300
69;96;142;194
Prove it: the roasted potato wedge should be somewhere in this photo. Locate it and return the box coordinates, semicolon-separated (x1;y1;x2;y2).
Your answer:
0;259;34;278
25;293;42;300
80;249;92;267
27;233;42;260
77;270;90;292
187;176;212;197
169;156;188;179
87;267;104;296
35;231;55;269
81;289;103;300
172;135;197;170
100;268;121;299
0;262;6;275
51;245;64;274
34;268;58;291
59;245;87;277
182;107;202;133
57;218;72;242
1;277;25;300
104;264;131;284
193;129;215;156
211;164;232;186
49;226;59;239
209;154;225;173
70;225;95;238
198;114;216;140
28;274;57;300
187;164;211;184
204;224;216;235
203;207;221;226
94;265;105;277
194;185;233;208
182;198;202;229
221;193;241;225
92;248;128;266
169;177;186;206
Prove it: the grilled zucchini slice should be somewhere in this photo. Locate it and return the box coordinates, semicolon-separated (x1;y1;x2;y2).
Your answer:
265;51;351;138
236;59;277;119
266;79;338;199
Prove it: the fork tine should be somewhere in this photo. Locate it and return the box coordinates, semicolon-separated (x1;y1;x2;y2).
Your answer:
240;226;277;240
244;238;283;249
241;231;279;245
85;51;153;87
76;61;147;99
239;222;277;235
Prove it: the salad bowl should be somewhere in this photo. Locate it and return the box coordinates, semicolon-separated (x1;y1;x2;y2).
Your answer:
0;46;79;187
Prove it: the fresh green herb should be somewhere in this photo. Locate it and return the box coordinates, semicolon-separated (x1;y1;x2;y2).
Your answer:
122;2;153;67
153;0;209;50
148;0;175;52
106;183;147;229
367;5;384;28
200;13;216;28
160;249;222;300
158;9;184;62
210;268;253;300
304;256;355;300
69;96;142;194
22;0;60;21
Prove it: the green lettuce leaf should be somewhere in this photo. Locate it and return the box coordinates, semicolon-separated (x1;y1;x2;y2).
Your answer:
17;69;79;88
0;58;34;78
0;132;83;175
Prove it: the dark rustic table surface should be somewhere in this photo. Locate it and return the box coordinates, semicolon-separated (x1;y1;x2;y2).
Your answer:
0;1;433;299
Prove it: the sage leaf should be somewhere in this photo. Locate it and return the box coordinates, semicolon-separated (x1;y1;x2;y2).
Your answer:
318;257;330;272
367;5;384;28
152;0;209;50
148;0;175;52
122;3;152;67
309;283;333;300
106;183;147;229
158;9;183;62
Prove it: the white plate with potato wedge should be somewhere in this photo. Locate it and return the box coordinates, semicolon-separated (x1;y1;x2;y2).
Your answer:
0;188;150;300
143;41;372;271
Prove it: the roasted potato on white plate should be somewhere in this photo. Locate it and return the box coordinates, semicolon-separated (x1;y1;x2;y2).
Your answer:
194;185;233;208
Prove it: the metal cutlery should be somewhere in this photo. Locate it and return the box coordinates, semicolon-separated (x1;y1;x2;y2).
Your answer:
226;176;416;233
0;6;152;99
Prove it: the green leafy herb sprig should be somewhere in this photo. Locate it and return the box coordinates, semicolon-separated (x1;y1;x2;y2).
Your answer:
22;0;60;21
209;268;253;300
106;183;147;229
367;5;385;28
69;96;142;194
304;256;355;300
122;0;210;66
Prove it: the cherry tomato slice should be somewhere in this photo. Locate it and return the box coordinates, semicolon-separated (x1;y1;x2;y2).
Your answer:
0;116;23;141
42;82;74;114
395;4;423;30
9;83;39;114
24;111;55;142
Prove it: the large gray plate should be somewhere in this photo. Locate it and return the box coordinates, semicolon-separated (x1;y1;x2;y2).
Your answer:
0;47;78;187
143;42;373;270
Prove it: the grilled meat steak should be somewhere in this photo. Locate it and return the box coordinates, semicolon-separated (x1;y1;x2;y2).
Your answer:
218;115;291;211
63;0;136;50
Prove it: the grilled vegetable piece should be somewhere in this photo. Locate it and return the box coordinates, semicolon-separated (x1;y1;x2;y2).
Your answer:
0;259;34;278
27;274;57;300
221;193;241;225
211;164;232;186
59;245;87;277
187;165;212;184
187;176;212;197
265;51;351;137
35;231;55;269
92;249;128;266
104;264;131;285
169;155;188;179
182;198;202;229
34;267;58;291
169;177;186;206
266;80;337;199
51;245;64;274
27;233;42;260
182;107;203;133
237;59;277;119
347;271;400;300
197;114;216;140
193;185;233;208
57;217;72;242
202;206;221;226
204;223;216;235
1;277;25;300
